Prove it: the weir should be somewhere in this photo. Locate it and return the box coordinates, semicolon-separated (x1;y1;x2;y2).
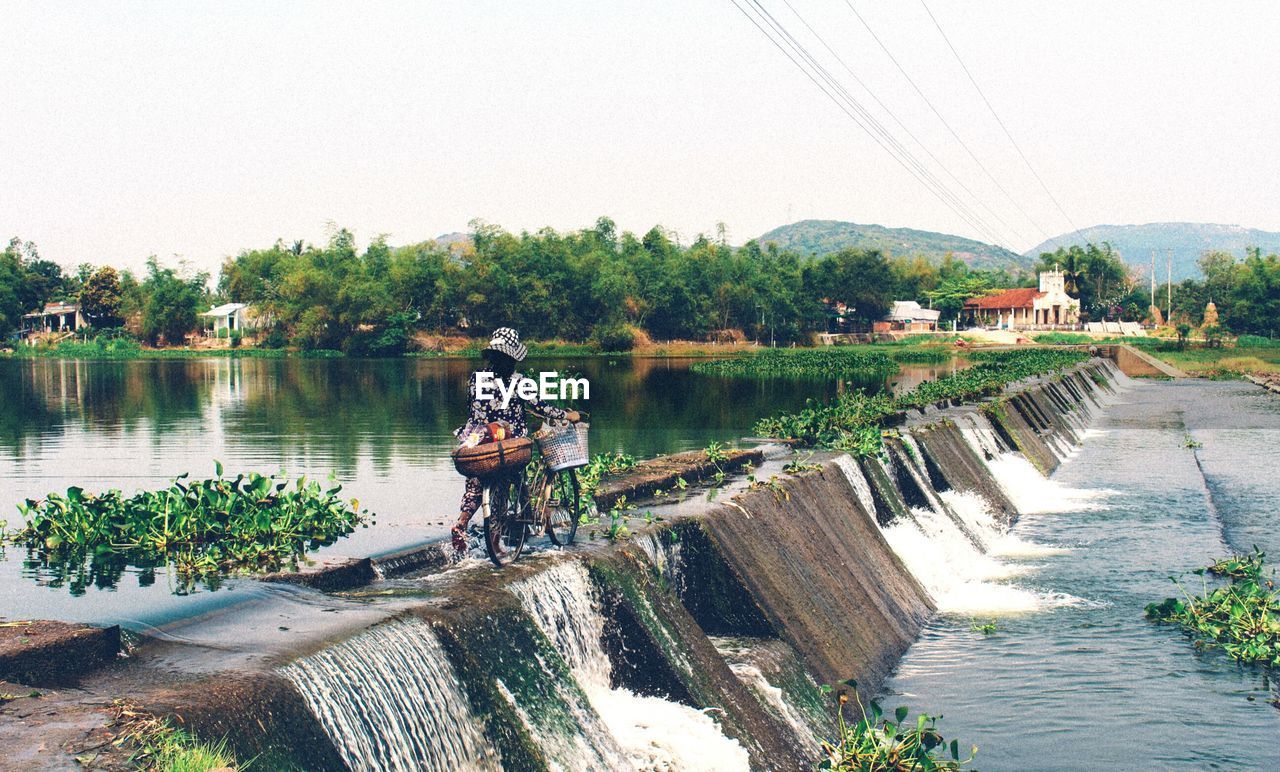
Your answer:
132;358;1129;770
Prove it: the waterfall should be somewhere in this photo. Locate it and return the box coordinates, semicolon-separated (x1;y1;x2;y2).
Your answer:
281;617;501;772
876;366;1130;614
509;561;751;772
833;455;877;521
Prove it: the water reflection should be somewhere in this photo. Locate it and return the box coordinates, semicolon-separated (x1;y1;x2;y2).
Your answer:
0;356;959;614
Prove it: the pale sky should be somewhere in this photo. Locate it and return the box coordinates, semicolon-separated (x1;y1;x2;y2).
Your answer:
4;1;1279;275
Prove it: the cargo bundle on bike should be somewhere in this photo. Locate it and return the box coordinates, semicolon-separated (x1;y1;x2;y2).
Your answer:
451;436;533;479
533;420;590;471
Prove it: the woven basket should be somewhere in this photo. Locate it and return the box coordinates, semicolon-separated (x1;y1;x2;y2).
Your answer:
452;436;533;479
534;421;590;472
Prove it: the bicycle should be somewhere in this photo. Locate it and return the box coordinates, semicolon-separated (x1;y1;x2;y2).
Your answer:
481;418;587;567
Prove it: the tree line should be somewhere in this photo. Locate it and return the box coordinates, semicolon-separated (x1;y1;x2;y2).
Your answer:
6;221;1278;353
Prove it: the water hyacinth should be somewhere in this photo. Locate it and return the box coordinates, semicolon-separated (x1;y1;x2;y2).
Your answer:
692;348;898;379
756;349;1089;456
9;462;369;595
819;682;976;771
1147;548;1280;668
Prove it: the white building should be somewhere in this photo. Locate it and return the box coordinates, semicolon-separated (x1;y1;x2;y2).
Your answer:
963;269;1081;329
200;303;251;335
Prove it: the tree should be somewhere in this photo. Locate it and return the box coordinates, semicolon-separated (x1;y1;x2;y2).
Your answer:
141;257;207;345
810;248;895;324
79;266;124;328
1175;323;1191;350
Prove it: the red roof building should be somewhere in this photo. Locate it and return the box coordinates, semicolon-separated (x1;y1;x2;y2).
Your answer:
963;270;1081;329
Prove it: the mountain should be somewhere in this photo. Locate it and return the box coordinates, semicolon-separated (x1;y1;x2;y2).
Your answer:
1023;223;1280;282
755;219;1031;272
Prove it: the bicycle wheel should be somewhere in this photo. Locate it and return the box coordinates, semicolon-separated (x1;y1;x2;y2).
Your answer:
483;474;528;567
543;469;581;547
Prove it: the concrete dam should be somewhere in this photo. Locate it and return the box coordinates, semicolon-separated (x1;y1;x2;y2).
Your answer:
169;357;1122;771
6;358;1127;770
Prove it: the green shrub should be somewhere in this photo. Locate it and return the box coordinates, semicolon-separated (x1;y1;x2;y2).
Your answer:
593;324;636;352
260;328;289;349
229;329;243;348
216;327;229;339
1237;334;1280;348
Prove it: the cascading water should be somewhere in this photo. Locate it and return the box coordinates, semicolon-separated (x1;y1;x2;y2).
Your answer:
872;365;1129;615
832;455;877;521
281;617;501;772
509;561;751;772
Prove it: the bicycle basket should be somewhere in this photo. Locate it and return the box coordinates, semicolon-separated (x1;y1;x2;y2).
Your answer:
534;421;590;472
452;436;533;479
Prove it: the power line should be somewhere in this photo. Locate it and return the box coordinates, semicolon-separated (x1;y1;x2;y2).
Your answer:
727;0;1013;248
747;0;1014;246
837;0;1055;244
918;0;1082;245
775;0;1033;248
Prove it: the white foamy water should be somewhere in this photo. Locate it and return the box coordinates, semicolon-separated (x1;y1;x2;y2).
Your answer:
727;662;822;750
985;453;1113;515
881;503;1046;614
510;561;750;772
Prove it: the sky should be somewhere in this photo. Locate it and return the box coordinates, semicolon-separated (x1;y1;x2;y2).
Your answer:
3;1;1279;275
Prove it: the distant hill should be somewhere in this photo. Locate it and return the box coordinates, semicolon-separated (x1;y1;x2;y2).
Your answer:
1023;223;1280;282
755;220;1031;272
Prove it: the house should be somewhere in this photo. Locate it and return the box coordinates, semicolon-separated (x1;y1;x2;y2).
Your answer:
963;269;1081;329
875;300;941;333
22;302;87;337
200;303;252;336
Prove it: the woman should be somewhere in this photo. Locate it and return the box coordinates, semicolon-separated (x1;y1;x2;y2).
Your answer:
452;327;579;552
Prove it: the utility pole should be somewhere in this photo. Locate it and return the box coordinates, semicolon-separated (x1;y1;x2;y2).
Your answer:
1166;249;1173;321
1150;249;1156;314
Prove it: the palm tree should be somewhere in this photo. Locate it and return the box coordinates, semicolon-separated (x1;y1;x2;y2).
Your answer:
1061;251;1086;297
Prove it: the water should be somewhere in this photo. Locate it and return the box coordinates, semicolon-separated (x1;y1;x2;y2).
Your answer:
509;561;750;771
0;355;956;625
281;617;502;771
883;378;1280;770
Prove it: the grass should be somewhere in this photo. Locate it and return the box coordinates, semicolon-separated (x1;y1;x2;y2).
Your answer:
1145;345;1280;376
1147;548;1280;668
1032;332;1094;345
819;682;976;771
8;463;369;595
109;702;240;770
4;338;330;360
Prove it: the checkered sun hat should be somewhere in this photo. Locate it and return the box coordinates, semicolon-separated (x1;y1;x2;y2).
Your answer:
484;327;527;362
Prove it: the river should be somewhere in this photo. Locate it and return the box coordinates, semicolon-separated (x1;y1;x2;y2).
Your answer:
884;378;1280;770
0;354;960;627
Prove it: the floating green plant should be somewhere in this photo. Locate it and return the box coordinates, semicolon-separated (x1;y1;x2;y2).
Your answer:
1147;548;1280;668
691;348;897;379
819;681;977;771
756;349;1089;457
9;463;369;595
